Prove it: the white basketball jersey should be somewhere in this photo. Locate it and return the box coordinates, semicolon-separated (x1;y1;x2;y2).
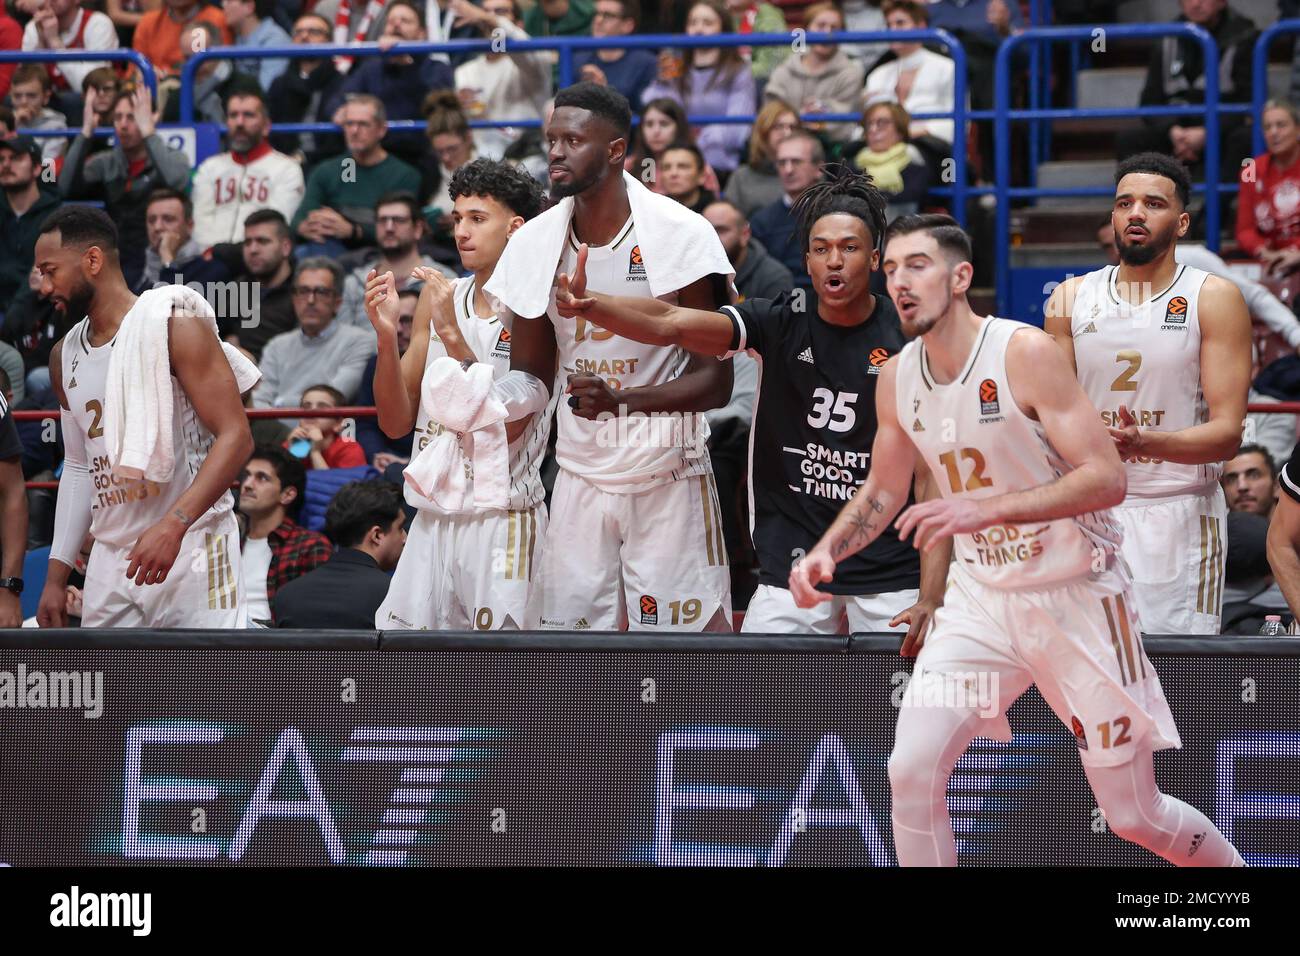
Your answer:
60;315;234;550
1070;263;1217;497
896;317;1125;590
408;276;556;513
548;216;711;491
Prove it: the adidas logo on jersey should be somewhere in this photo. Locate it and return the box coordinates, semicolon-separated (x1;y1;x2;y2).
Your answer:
574;618;590;630
797;347;814;364
912;418;925;432
67;377;78;389
1078;321;1097;334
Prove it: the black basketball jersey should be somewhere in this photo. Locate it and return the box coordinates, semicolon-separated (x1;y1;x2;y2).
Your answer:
721;292;920;594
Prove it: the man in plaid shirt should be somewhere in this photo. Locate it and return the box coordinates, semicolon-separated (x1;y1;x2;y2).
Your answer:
237;444;332;626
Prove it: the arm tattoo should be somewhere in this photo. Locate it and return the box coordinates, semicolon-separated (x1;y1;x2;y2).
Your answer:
172;508;192;526
832;497;886;558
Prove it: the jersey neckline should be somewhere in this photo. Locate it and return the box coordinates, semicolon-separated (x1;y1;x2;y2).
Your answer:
1106;263;1186;308
566;213;635;257
918;315;996;390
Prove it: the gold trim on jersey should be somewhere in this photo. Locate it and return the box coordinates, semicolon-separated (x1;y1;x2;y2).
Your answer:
205;532;236;610
696;475;727;567
567;215;635;254
1197;515;1223;616
1103;594;1142;685
503;510;538;581
1116;592;1145;681
1103;596;1126;685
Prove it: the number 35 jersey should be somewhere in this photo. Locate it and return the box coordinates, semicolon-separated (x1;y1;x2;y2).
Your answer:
1069;263;1216;498
896;317;1124;591
721;293;919;596
60;315;234;550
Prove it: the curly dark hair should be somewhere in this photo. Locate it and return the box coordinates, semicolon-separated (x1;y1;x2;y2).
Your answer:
448;158;547;221
791;161;888;254
1115;151;1192;209
553;81;633;143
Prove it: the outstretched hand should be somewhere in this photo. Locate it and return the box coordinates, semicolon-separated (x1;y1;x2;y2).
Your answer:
555;243;595;318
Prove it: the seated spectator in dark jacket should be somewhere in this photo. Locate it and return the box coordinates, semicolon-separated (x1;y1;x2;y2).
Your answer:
287;384;368;470
749;132;825;290
267;12;346;165
272;479;407;628
703;199;793;302
158;19;263;124
849;100;933;220
162;209;299;362
356;288;417;473
1115;0;1257;184
322;1;455;127
575;0;657;109
58;85;190;289
660;143;717;214
237;443;333;626
138;188;201;291
0;135;61;313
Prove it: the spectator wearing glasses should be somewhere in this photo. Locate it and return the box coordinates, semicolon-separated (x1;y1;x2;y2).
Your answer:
723;98;800;218
848;99;932;219
291;93;422;255
574;0;658;110
74;66;119;161
266;13;346;166
252;257;378;408
337;192;455;328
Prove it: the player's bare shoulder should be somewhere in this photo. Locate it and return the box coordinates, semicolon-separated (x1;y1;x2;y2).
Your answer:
1196;273;1251;330
1004;324;1073;416
49;336;68;409
1044;273;1087;326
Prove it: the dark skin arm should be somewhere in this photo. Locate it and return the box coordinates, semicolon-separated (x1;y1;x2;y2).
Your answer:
124;311;255;586
0;455;27;627
567;275;734;418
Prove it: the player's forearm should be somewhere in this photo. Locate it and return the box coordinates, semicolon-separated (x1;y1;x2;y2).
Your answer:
917;522;951;605
620;357;731;414
1137;418;1243;466
817;482;908;565
1268;527;1300;620
170;425;255;529
981;459;1125;526
584;294;731;356
373;330;417;438
0;478;28;579
435;322;477;363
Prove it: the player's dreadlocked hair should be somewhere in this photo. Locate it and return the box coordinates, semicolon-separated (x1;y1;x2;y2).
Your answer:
791;162;889;254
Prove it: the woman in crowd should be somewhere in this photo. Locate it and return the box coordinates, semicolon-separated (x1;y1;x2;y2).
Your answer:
763;2;865;145
422;90;478;254
848;99;932;220
641;0;757;181
722;97;800;217
1238;100;1300;277
625;96;720;196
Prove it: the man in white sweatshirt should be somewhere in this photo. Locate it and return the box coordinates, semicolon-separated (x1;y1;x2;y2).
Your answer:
190;89;306;249
453;0;553;160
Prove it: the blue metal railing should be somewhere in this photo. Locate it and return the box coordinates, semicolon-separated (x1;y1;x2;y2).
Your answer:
994;23;1239;315
1252;19;1300;156
179;29;970;223
0;48;158;97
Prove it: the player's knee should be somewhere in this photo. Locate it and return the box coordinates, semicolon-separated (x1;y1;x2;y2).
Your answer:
1097;795;1161;847
887;743;937;805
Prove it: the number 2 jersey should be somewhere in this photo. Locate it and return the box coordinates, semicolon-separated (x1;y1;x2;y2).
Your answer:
59;313;236;550
721;293;920;595
1069;263;1218;497
895;317;1125;591
406;276;556;514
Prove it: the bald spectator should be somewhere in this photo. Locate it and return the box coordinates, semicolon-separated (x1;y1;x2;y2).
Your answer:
703;199;793;302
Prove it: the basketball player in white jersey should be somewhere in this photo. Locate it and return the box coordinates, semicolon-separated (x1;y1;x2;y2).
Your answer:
485;83;736;631
33;206;256;628
1046;152;1251;634
366;158;554;629
792;214;1243;867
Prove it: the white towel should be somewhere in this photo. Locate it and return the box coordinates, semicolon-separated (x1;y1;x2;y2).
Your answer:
104;286;262;482
404;357;510;513
484;170;736;319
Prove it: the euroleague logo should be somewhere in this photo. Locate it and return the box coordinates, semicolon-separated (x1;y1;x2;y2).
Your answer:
1163;295;1188;326
979;378;999;416
639;594;658;625
1071;715;1088;750
629;244;646;276
867;347;890;375
493;327;511;355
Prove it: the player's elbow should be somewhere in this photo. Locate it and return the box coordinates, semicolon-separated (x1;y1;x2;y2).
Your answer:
657;309;697;348
1099;460;1127;509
